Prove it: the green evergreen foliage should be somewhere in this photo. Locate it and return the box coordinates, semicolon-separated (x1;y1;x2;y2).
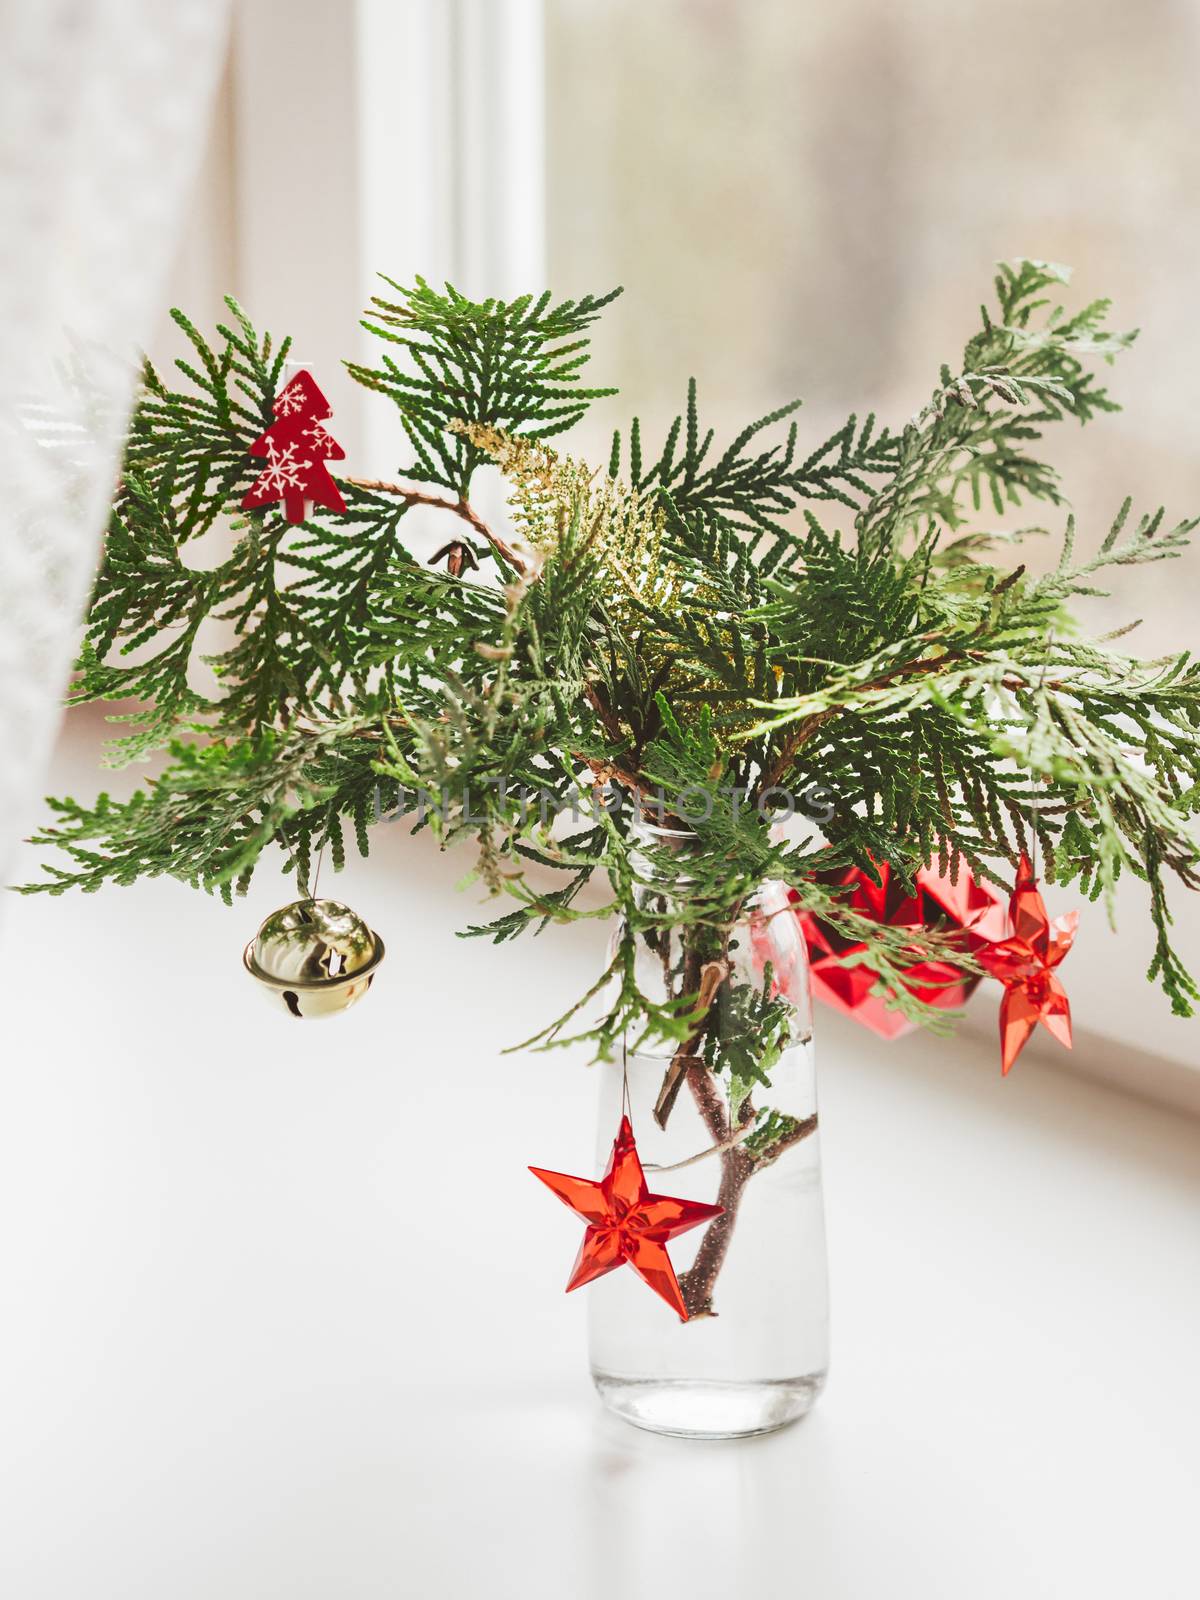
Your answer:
23;260;1200;1065
347;278;622;493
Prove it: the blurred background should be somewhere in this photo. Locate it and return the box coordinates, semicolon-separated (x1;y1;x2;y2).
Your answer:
3;4;1198;1597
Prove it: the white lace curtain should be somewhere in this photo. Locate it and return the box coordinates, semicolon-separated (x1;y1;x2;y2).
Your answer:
0;0;231;888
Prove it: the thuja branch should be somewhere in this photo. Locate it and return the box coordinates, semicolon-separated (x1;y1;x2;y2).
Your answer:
27;264;1200;1061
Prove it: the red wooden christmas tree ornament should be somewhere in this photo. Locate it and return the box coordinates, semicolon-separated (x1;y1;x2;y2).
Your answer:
970;854;1077;1074
531;1115;723;1321
793;859;1008;1039
242;370;347;524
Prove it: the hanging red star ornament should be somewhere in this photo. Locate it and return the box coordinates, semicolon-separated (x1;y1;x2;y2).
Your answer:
531;1116;723;1321
970;854;1078;1074
242;369;347;524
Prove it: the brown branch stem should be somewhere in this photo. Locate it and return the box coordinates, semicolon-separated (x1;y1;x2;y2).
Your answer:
675;1066;750;1320
676;1072;819;1321
652;956;729;1128
576;684;691;829
344;477;527;573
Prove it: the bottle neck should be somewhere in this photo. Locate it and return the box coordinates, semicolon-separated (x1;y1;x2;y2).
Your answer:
627;818;777;919
627;819;703;917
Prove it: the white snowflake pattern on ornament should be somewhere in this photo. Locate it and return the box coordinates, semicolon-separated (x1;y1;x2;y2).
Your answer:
251;438;312;496
273;382;306;418
302;419;336;456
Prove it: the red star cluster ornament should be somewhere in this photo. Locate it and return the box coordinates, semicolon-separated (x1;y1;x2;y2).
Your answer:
242;369;347;524
971;854;1077;1074
793;859;1008;1039
531;1116;722;1321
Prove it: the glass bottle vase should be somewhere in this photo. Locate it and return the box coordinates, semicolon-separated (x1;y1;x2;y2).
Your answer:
589;876;830;1439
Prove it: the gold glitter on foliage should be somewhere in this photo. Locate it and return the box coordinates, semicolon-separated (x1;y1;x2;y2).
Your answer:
451;421;681;621
452;420;762;747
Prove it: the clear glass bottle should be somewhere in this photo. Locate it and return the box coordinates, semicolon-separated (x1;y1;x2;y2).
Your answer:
589;829;830;1439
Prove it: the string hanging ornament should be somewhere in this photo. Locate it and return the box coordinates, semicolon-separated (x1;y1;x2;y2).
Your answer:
529;1042;724;1320
238;369;383;1020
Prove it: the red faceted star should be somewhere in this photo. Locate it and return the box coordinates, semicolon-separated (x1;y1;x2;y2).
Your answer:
530;1116;723;1321
973;855;1078;1074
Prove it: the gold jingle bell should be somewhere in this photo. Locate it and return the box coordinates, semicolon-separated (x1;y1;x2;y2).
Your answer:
243;898;384;1019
